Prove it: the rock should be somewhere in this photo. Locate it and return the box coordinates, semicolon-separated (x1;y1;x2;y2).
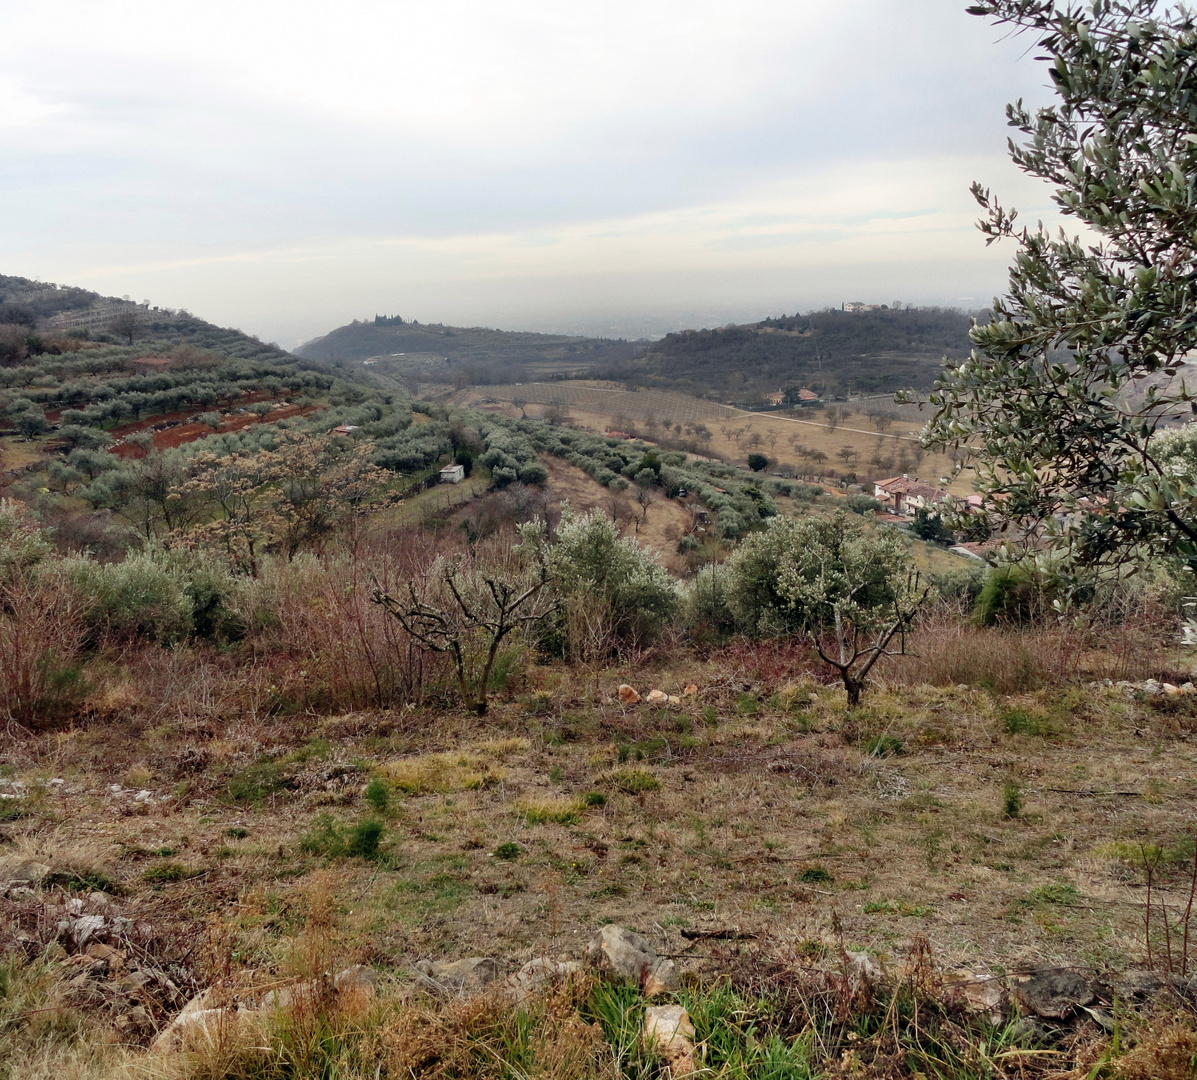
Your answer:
618;685;641;705
645;690;669;704
845;951;884;986
667;695;681;706
134;790;153;803
153;1006;233;1050
413;957;501;996
68;914;108;948
1164;683;1182;695
0;856;50;895
334;964;377;997
501;958;581;1003
943;969;1007;1023
118;969;152;994
117;1006;153;1034
1009;967;1094;1019
586;924;678;996
1183;683;1196;694
86;942;124;965
682;685;698;697
644;1004;696;1075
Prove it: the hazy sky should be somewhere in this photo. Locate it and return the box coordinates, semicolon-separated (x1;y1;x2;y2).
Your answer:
1;0;1061;345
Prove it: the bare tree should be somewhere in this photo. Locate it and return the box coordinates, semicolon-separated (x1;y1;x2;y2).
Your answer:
372;560;554;715
634;483;658;532
109;310;142;346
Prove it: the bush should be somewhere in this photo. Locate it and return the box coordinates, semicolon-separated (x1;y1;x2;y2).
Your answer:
541;508;678;658
747;452;769;471
725;511;909;637
974;563;1048;626
65;551;194;645
846;493;882;515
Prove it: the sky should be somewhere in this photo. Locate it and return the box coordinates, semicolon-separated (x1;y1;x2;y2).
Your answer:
0;0;1062;345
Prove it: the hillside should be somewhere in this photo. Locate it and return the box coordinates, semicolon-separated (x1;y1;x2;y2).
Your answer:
0;273;292;363
599;306;977;400
296;315;639;384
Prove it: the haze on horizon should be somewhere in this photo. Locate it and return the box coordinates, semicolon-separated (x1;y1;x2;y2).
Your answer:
1;0;1060;346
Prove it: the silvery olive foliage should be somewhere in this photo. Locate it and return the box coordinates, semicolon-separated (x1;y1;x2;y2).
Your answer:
922;1;1197;572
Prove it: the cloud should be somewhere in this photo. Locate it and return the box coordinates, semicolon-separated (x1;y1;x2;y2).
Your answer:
0;0;1060;341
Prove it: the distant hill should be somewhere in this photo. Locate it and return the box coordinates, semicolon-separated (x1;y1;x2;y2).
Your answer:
0;273;293;364
296;315;639;383
596;307;977;400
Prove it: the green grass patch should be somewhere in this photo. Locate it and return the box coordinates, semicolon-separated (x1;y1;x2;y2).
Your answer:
863;734;903;758
863;900;935;917
300;816;386;860
143;862;203;884
601;768;660;794
494;842;521;860
798;866;833;884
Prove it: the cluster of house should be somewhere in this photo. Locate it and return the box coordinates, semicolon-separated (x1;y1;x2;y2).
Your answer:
872;474;962;516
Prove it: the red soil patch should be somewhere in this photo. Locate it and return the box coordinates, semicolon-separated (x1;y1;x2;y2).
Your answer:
109;404;320;459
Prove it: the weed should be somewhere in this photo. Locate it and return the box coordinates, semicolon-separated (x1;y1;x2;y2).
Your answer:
519;797;584;825
493;842;521;860
583;791;607;807
300;816;386;860
1002;706;1055;736
227;758;294;804
44;870;117;893
798;866;833;884
1028;882;1080;905
548;765;564;784
702;705;719;726
363;777;390;813
863;900;935;916
143;862;203;884
735;692;760;715
601;768;660;794
1003;781;1023;819
864;734;903;757
225;826;249;839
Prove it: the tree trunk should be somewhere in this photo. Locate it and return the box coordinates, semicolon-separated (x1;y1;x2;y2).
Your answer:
845;678;862;709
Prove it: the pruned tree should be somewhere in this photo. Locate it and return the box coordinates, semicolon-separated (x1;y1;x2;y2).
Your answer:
371;555;554;715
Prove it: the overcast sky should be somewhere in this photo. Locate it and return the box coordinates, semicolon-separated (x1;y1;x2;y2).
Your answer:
1;0;1060;345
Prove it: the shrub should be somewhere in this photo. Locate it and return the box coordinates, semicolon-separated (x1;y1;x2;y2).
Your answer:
846;493;882;515
65;550;193;645
747;452;769;471
540;508;678;658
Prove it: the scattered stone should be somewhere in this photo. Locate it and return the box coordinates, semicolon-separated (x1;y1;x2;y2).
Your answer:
586;924;678;996
0;856;50;896
943;969;1007;1023
134;790;153;803
1164;683;1182;695
501;958;581;1003
1010;967;1094;1019
643;1004;696;1075
646;690;669;704
683;685;698;697
413;957;501;996
667;695;681;706
618;685;641;705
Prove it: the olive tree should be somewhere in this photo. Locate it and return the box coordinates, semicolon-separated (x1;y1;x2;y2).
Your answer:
922;2;1197;577
728;511;927;706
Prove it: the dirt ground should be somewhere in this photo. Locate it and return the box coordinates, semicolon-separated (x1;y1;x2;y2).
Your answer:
7;651;1197;996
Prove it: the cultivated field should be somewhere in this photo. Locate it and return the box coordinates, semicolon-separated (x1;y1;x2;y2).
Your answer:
456;383;968;495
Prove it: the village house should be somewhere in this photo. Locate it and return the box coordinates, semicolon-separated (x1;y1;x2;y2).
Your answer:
872;474;950;516
439;463;466;484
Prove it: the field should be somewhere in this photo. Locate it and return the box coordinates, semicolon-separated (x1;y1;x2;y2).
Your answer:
4;628;1195;1077
454;382;968;495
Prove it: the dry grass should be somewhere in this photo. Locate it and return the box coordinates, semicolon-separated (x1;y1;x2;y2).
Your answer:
379;750;506;794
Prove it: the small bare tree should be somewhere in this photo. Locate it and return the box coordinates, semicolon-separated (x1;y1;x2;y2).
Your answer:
372;558;554;715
